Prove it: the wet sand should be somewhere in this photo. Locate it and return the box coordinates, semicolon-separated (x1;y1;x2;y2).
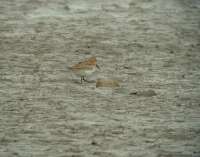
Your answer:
0;0;200;156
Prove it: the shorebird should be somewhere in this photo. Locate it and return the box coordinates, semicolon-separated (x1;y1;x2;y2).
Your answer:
70;56;100;83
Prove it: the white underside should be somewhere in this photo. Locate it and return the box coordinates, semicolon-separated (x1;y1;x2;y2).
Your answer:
74;67;96;77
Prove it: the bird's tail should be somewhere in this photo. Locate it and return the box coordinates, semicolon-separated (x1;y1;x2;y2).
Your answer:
67;66;73;70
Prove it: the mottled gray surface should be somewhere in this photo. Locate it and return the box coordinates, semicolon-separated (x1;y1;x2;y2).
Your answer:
0;0;200;157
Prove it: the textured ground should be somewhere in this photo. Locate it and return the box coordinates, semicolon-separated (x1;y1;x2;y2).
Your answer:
0;0;200;157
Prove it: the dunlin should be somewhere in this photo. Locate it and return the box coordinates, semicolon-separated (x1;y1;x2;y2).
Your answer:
70;57;100;83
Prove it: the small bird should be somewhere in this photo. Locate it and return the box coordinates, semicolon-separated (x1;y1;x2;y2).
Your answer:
70;56;100;83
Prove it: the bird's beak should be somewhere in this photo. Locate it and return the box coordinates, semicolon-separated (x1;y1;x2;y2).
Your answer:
96;64;100;69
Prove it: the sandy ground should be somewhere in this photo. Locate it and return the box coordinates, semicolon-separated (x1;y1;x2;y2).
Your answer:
0;0;200;156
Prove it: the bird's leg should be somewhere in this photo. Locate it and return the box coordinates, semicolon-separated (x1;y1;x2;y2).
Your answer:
83;76;86;82
81;76;88;83
81;76;83;84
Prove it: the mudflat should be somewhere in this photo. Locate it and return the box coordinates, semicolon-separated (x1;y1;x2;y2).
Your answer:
0;0;200;156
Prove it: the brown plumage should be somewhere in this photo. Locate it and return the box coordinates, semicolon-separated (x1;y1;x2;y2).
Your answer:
70;57;100;83
71;57;97;70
